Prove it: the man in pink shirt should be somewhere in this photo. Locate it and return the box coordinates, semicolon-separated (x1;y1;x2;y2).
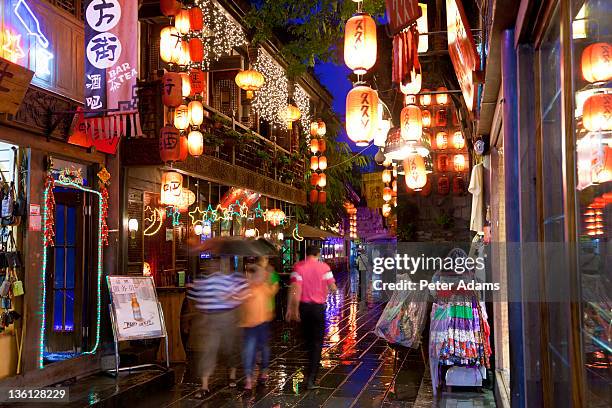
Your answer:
286;245;337;389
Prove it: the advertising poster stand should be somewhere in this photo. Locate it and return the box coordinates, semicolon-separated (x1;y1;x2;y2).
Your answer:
106;276;170;377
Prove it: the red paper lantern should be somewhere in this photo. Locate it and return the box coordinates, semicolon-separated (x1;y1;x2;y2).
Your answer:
310;189;319;203
453;175;466;195
344;13;377;75
160;126;181;162
189;38;204;63
162;72;182;108
189;69;205;95
582;42;612;83
310;138;320;154
583;93;612;132
318;190;327;204
189;7;204;31
179;135;189;161
437;175;450;195
310;173;319;186
435;108;448;127
319;139;327;153
438;154;449;172
161;0;181;17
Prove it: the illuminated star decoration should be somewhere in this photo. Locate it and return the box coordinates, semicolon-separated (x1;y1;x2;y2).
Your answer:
203;204;217;222
229;200;242;217
189;206;205;227
239;202;250;219
219;204;232;221
253;203;264;219
2;30;25;62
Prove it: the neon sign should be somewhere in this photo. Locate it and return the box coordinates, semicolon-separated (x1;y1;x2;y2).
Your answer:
0;0;54;78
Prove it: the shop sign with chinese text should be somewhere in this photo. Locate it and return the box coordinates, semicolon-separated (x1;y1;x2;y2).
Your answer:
0;56;33;115
446;0;481;112
82;0;141;153
386;0;421;35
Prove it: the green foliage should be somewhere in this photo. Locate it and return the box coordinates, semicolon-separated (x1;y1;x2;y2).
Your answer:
245;0;386;77
203;132;224;147
276;152;291;167
256;149;272;164
212;113;232;127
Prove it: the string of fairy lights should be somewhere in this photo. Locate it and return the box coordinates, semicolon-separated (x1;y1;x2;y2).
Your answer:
194;0;247;70
294;84;312;136
252;49;289;127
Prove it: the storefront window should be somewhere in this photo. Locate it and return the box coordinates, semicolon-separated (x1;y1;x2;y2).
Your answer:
538;7;574;402
571;1;612;406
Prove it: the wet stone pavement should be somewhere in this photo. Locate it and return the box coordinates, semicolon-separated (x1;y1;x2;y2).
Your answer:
130;271;496;408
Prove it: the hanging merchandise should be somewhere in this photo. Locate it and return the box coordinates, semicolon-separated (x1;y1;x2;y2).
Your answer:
374;275;429;348
392;26;421;92
428;266;491;393
344;12;378;75
346;85;379;146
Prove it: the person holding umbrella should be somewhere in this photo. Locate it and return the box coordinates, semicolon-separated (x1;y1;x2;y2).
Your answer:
286;245;337;389
187;257;248;397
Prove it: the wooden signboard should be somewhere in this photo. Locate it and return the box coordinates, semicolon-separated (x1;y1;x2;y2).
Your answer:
0;56;34;115
446;0;481;112
385;0;421;36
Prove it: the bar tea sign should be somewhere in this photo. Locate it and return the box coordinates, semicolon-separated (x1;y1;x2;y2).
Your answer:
385;0;421;36
107;276;164;341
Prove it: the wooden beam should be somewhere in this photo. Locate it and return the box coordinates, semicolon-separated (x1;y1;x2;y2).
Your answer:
0;123;105;164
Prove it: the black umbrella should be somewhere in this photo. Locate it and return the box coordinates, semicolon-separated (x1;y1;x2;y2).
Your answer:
188;237;267;256
252;238;280;256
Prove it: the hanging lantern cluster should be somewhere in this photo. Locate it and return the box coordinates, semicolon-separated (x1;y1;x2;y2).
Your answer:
159;0;249;162
583;204;604;237
579;42;612;133
381;158;397;211
160;0;246;70
344;1;380;148
345;203;358;239
310;121;328;204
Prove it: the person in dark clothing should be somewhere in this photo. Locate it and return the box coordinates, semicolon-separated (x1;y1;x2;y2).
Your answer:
286;246;337;389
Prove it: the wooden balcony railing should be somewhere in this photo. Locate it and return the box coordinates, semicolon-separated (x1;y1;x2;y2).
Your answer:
126;81;306;191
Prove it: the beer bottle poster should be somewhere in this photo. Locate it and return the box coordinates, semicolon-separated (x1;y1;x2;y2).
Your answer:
107;276;164;341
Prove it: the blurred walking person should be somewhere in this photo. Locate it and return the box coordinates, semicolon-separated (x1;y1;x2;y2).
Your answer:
286;246;337;389
241;256;279;390
187;257;248;398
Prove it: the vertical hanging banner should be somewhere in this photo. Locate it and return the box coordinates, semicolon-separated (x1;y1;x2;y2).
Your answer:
446;0;481;113
82;0;142;153
385;0;421;36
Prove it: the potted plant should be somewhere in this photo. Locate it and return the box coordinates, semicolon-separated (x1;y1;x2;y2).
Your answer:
212;113;231;129
203;132;224;153
224;129;243;147
275;152;291;169
256;150;272;171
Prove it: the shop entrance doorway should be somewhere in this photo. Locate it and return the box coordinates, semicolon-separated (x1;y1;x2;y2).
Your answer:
44;187;95;363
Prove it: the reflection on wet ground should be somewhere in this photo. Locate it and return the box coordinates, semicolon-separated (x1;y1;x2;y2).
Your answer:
131;269;495;408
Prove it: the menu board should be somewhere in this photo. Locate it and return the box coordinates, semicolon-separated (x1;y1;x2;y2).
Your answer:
107;276;164;341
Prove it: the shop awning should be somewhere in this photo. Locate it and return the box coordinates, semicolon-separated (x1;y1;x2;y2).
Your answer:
292;223;342;239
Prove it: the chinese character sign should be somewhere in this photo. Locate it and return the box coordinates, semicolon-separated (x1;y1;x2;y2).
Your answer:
446;0;480;112
385;0;421;36
85;0;138;115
